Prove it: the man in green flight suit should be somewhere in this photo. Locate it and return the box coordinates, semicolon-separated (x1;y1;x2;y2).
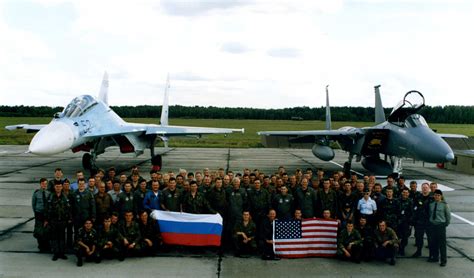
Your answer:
232;211;257;258
337;222;362;263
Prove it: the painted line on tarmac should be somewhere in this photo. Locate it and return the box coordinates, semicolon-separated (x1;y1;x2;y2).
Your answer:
451;213;474;226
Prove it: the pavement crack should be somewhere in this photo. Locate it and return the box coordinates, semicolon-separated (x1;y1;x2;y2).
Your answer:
447;242;474;262
0;158;74;176
283;150;319;169
0;217;34;239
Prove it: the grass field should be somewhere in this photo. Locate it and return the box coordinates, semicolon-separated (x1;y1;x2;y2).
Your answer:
1;117;473;147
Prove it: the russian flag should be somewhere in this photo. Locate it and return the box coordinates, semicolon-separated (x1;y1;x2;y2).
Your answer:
150;210;223;246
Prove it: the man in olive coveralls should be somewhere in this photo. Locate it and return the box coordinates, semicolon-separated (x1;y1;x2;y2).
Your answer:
45;180;72;261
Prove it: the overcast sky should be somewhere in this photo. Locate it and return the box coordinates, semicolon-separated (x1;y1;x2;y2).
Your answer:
0;0;473;109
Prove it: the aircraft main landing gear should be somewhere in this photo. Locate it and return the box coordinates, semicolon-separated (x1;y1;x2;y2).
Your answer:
343;161;351;178
82;153;92;170
151;154;162;171
82;153;97;171
343;153;354;178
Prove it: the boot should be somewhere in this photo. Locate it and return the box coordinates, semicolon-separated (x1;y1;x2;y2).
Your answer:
76;256;83;267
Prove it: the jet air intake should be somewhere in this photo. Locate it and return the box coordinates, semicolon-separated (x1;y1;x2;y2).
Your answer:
311;144;335;161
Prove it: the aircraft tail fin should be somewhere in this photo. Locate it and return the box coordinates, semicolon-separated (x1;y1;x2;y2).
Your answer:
325;85;332;130
374;85;385;124
98;71;109;106
160;74;170;126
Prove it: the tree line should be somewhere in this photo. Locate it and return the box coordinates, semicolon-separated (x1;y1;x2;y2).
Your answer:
0;105;473;124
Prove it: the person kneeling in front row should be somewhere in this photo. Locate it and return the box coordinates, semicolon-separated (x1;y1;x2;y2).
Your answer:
259;209;280;260
337;221;362;263
374;220;399;265
97;215;124;262
75;219;99;266
233;211;257;258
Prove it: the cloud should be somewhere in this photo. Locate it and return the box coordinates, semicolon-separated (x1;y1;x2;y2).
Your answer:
1;0;473;109
267;47;300;58
220;42;251;54
172;72;211;81
159;0;251;16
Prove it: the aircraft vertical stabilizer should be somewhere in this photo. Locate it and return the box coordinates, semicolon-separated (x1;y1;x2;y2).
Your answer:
98;71;109;106
160;75;170;126
374;85;385;124
325;85;332;130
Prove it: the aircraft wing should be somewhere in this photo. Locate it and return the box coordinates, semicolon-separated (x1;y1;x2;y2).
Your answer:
258;129;366;149
82;125;147;138
5;124;46;133
258;129;364;138
438;133;468;139
82;124;244;138
146;125;244;136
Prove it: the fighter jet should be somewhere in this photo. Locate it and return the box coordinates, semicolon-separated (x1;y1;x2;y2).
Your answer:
6;73;244;170
258;85;467;176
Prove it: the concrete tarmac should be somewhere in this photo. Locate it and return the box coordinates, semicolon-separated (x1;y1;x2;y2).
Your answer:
0;146;473;277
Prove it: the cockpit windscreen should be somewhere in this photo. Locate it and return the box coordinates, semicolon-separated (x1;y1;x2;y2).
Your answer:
61;95;97;118
405;114;428;128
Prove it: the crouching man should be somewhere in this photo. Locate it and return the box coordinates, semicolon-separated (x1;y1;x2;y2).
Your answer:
374;220;399;265
259;209;280;260
232;211;257;258
120;211;143;258
138;211;161;256
75;219;99;266
337;222;362;263
97;215;124;261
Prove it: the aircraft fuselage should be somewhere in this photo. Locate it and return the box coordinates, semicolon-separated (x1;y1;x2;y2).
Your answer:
28;95;153;156
336;119;455;164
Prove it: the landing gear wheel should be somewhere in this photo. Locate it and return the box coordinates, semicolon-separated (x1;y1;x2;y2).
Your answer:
82;153;92;170
151;154;162;171
343;162;351;178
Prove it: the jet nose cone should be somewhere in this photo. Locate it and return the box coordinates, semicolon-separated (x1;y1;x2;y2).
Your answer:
445;152;455;162
29;121;75;155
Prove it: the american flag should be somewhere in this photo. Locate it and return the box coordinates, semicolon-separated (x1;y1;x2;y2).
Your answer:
273;218;338;258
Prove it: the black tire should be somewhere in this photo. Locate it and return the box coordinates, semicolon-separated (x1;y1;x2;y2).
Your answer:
151;154;162;167
343;162;351;178
82;153;92;170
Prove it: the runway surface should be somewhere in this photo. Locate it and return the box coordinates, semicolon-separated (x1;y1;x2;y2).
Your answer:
0;145;473;277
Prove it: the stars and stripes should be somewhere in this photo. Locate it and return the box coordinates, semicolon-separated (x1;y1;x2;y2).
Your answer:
273;218;338;258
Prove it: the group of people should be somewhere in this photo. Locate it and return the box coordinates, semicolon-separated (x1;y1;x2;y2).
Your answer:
31;165;451;267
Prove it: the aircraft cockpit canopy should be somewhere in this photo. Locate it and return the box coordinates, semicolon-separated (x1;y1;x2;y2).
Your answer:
387;90;425;123
60;95;98;118
404;114;428;128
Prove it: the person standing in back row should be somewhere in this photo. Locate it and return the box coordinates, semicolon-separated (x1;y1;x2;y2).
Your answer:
32;178;50;252
412;183;432;258
45;181;72;261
